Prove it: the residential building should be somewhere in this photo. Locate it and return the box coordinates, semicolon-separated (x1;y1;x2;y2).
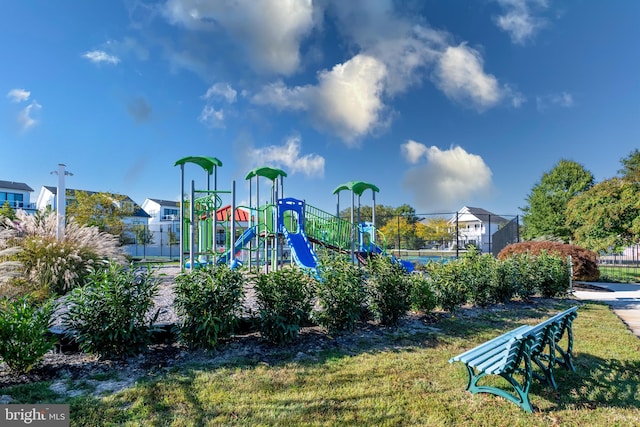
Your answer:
449;206;510;253
36;186;150;229
0;180;37;214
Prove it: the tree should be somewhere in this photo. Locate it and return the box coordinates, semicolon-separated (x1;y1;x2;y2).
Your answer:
131;224;154;245
379;215;426;250
0;201;16;221
66;191;134;238
417;217;454;246
618;148;640;183
338;204;397;228
566;177;640;253
521;159;594;242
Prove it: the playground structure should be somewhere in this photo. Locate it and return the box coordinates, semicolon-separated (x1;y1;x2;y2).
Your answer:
175;156;413;273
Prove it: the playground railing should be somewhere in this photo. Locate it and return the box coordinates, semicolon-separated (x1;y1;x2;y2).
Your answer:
303;203;354;252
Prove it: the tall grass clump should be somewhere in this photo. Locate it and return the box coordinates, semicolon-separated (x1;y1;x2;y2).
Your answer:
174;265;245;349
255;268;315;345
0;211;126;299
365;256;411;325
0;296;57;374
314;254;366;333
63;263;159;359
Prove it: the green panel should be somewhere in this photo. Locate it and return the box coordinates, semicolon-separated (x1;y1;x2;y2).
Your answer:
304;203;354;251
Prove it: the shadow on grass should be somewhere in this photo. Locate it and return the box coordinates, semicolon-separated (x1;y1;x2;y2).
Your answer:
537;353;640;411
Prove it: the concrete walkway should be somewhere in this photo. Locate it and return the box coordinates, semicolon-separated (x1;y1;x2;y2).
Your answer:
572;282;640;338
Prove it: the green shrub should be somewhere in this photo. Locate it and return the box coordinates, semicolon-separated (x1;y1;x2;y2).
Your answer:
424;261;467;313
174;265;245;349
0;297;57;374
314;254;366;333
459;247;510;307
63;263;159;358
408;273;437;313
535;250;571;297
255;268;315;345
365;256;411;325
497;254;537;300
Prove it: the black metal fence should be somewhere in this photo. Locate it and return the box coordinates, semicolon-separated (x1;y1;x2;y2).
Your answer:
123;223;180;260
598;246;640;283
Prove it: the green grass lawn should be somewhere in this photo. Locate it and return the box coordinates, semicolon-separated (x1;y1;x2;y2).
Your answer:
599;266;640;284
4;300;640;426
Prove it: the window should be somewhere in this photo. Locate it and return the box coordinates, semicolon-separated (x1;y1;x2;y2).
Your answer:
0;192;24;207
163;208;179;220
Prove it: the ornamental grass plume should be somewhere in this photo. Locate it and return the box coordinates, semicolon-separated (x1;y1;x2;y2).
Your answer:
0;210;127;298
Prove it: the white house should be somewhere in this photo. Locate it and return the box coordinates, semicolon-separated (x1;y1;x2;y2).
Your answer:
449;206;509;253
0;180;37;214
36;186;150;228
141;198;181;234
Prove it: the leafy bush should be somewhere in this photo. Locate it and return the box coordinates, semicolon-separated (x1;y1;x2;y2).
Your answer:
459;247;511;306
254;268;315;345
534;251;571;298
408;273;437;313
314;254;366;333
174;265;245;349
63;263;159;358
423;261;467;313
0;297;57;373
498;241;599;281
365;256;411;325
497;254;538;300
0;211;126;300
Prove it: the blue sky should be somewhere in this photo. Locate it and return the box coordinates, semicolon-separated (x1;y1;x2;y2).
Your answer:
2;0;639;217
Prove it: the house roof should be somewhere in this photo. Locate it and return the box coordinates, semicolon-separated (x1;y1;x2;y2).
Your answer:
451;206;509;224
0;180;33;192
43;186;150;218
215;205;251;222
149;198;180;208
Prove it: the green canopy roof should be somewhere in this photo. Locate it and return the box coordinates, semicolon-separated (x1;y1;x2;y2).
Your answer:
245;166;287;181
174;156;223;174
332;180;379;196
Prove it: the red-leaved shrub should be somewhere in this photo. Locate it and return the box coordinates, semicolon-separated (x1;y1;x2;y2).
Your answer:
497;241;599;281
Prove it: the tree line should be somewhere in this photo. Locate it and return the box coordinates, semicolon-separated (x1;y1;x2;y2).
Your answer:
521;149;640;253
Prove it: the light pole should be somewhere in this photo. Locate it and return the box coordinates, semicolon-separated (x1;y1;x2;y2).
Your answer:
50;164;73;240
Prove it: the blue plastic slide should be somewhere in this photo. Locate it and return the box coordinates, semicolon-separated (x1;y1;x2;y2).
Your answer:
217;226;257;266
281;226;319;269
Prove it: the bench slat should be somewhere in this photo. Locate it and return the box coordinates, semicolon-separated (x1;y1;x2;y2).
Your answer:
450;325;531;364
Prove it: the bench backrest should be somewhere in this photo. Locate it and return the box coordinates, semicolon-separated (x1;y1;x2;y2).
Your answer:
517;306;578;354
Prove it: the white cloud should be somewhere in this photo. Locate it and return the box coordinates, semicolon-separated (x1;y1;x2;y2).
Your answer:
203;82;237;103
82;50;121;65
432;44;522;111
250;135;324;177
402;143;493;211
17;101;42;131
252;54;388;145
536;91;574;111
328;1;447;96
199;105;225;128
7;88;30;103
494;0;549;45
163;0;315;75
401;140;429;164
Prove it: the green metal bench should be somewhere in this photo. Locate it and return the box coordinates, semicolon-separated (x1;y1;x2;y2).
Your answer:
449;306;578;412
